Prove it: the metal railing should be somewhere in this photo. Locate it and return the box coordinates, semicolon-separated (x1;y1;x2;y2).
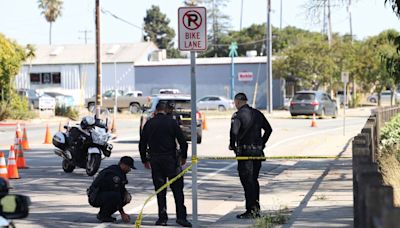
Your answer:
353;106;400;228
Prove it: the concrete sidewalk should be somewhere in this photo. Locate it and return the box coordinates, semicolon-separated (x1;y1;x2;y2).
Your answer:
210;141;353;228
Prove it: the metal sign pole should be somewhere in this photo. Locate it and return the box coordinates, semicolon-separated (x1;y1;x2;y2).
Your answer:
190;50;198;228
343;81;346;136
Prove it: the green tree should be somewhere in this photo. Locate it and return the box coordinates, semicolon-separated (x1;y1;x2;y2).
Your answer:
273;34;337;90
143;5;180;58
26;44;36;76
0;33;26;99
356;30;399;106
38;0;63;45
385;0;400;17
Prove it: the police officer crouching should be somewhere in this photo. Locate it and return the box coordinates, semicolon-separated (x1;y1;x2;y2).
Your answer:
139;102;192;227
229;93;273;219
88;156;135;223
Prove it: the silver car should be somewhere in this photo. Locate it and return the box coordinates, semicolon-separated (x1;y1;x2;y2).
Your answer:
289;91;337;117
367;90;400;103
197;96;234;111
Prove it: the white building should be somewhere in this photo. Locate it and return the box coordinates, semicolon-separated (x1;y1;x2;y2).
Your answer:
15;42;159;105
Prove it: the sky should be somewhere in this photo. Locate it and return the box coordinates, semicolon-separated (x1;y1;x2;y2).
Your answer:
0;0;399;46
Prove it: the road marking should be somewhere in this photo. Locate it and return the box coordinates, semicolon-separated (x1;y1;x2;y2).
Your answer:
266;121;364;150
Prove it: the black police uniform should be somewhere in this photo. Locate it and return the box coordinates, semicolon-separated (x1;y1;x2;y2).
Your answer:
89;165;129;219
230;104;272;214
139;113;189;221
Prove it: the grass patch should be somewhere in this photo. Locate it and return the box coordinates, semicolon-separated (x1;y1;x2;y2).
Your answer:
378;145;400;206
315;194;328;201
254;206;290;228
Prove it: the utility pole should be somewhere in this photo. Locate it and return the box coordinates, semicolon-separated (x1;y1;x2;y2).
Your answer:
280;0;283;29
240;0;244;31
327;0;332;47
79;30;92;44
95;0;102;117
266;0;273;113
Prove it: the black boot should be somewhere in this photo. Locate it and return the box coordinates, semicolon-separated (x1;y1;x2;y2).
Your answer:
176;219;192;227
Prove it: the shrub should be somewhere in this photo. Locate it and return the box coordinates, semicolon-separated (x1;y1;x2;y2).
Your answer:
55;106;79;120
380;113;400;150
0;92;35;120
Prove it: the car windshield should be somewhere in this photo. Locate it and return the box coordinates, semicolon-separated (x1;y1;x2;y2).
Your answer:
151;99;191;111
293;93;315;101
27;90;38;98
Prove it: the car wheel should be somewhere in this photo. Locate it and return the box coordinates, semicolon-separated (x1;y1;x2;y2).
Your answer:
88;102;96;113
130;103;141;114
290;113;297;117
218;105;226;112
370;98;377;103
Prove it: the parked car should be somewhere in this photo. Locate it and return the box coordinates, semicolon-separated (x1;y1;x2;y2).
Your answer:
197;96;234;111
289;91;337;117
367;90;400;103
140;94;203;144
85;90;149;113
17;89;55;110
125;90;143;97
44;92;75;108
159;89;181;94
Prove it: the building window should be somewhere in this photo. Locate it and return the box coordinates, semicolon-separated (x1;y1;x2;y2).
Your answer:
42;73;51;84
52;73;61;84
30;73;41;84
30;72;61;85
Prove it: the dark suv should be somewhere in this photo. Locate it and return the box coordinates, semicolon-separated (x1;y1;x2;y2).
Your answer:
289;91;337;117
140;95;203;144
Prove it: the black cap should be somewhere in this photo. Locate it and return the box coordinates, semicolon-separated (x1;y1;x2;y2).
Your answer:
120;156;136;169
234;92;248;101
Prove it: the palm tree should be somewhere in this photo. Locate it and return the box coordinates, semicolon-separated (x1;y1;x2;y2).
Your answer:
38;0;63;45
26;44;36;87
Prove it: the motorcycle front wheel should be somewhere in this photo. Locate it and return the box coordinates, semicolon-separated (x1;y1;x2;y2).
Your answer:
86;154;101;176
62;159;75;173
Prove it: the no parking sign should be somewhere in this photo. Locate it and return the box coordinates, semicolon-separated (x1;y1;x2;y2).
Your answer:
178;7;207;51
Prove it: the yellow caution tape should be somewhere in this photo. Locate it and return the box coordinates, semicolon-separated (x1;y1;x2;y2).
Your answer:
197;155;351;160
135;154;350;227
135;163;194;228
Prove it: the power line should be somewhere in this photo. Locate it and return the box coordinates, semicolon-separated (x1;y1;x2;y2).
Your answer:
208;38;267;47
100;8;143;31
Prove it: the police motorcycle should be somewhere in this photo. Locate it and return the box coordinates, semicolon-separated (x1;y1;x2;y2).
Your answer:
52;116;113;176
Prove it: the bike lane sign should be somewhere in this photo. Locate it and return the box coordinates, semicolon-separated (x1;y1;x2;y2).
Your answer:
178;7;207;51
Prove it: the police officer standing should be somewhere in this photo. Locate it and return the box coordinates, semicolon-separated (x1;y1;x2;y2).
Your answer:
229;93;273;219
88;156;135;223
139;102;192;227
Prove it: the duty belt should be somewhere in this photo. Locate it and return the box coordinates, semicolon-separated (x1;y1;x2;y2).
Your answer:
239;145;263;150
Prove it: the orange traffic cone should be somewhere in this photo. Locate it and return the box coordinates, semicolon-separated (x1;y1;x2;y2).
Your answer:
15;139;27;169
7;145;19;179
202;114;208;130
44;124;52;144
311;113;317;127
0;152;8;181
21;126;30;150
111;116;116;134
15;123;23;144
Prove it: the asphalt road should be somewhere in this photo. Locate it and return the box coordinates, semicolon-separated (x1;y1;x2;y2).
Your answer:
0;110;370;227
